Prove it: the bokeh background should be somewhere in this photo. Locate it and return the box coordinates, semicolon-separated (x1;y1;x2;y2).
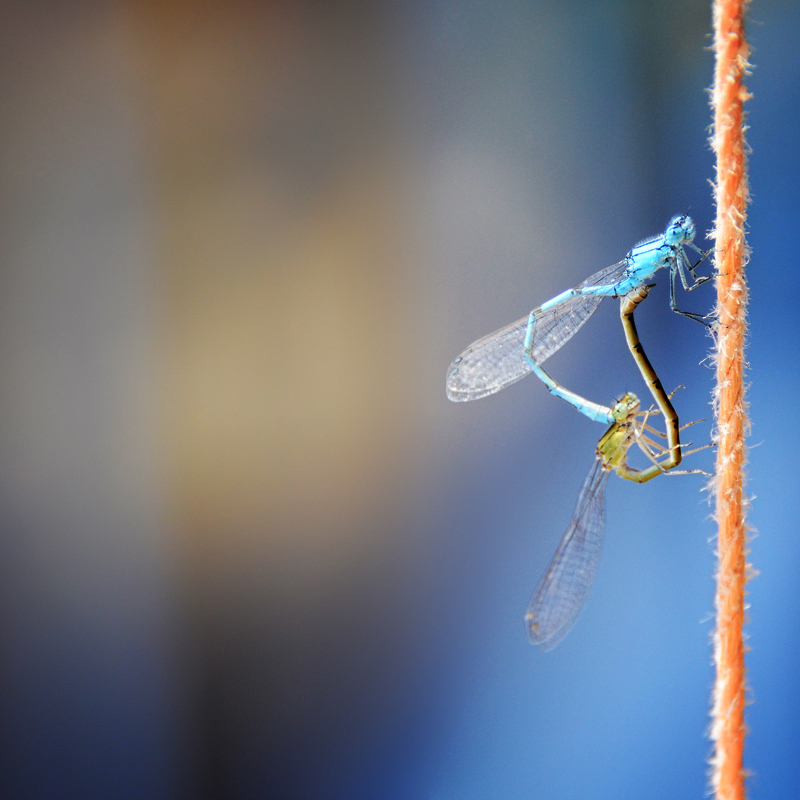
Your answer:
0;1;797;798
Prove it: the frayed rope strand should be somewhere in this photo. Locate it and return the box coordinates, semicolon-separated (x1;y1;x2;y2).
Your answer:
709;1;751;799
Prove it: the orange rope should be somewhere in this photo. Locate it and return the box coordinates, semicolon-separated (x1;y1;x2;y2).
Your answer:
710;1;751;798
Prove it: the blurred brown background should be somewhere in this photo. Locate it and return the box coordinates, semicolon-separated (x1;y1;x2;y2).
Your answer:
0;3;441;797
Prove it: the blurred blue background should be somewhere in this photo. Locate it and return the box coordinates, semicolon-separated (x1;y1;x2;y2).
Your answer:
0;1;796;798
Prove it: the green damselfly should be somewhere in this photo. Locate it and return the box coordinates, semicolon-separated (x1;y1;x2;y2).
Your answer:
524;285;712;650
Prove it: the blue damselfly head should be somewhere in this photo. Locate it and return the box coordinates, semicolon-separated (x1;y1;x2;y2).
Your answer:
665;215;696;246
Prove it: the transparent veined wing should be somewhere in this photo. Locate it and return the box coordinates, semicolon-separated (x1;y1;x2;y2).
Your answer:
445;259;632;402
445;314;531;402
525;457;610;651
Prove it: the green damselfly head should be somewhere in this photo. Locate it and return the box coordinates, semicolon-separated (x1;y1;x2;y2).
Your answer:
610;392;640;422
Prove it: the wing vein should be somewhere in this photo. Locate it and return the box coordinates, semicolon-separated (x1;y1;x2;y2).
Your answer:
446;260;634;401
525;457;610;651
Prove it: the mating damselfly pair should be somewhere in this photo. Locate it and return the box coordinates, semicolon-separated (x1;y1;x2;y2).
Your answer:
446;216;713;649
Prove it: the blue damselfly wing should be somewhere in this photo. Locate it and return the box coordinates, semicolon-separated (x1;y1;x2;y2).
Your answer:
446;260;632;402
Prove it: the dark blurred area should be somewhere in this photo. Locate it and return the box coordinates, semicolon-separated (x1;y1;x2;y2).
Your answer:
0;1;797;799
